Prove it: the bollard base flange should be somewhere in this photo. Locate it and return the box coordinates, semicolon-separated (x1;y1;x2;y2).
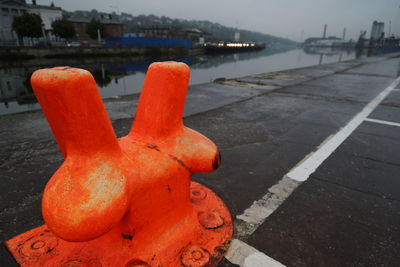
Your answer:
5;182;232;267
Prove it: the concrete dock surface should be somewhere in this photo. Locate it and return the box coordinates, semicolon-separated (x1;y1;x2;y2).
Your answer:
1;53;400;266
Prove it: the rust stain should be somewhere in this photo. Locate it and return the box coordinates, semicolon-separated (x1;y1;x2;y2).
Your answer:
168;154;193;173
146;143;160;151
121;233;134;240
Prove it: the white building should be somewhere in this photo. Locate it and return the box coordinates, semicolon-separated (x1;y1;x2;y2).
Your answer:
27;0;62;31
0;0;28;43
234;31;240;42
0;0;62;44
370;21;384;40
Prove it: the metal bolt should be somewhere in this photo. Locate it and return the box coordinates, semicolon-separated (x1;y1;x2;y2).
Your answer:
181;245;210;267
61;257;102;267
190;187;207;202
192;250;203;260
124;258;150;267
19;230;58;260
31;240;45;249
198;211;224;229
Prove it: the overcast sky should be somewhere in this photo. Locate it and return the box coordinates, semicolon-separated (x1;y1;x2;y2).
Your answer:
42;0;399;41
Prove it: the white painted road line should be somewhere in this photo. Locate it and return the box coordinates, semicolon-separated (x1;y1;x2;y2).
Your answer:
236;176;300;235
237;75;400;231
225;239;286;267
227;77;400;266
365;118;400;127
393;88;400;92
286;76;400;182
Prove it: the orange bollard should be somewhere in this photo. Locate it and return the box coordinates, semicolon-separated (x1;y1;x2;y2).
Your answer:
5;63;232;266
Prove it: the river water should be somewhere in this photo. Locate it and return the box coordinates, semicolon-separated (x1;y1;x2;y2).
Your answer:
0;47;360;115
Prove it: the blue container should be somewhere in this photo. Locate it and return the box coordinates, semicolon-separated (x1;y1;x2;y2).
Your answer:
105;37;193;48
374;45;400;53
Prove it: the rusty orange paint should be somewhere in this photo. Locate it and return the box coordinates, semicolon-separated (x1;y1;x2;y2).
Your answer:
5;62;232;266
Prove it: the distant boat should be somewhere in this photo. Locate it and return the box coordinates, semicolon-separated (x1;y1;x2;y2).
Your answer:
204;42;266;53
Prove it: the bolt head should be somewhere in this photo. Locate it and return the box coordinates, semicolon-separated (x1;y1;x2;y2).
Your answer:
198;211;224;229
181;245;210;267
124;258;150;267
19;230;58;260
190;187;207;202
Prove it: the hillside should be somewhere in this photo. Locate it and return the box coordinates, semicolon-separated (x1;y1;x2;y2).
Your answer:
64;10;296;46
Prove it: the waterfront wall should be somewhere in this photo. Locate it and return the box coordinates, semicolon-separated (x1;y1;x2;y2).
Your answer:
106;37;193;48
0;46;204;60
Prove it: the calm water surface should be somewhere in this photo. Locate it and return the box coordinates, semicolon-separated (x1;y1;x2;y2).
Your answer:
0;47;359;115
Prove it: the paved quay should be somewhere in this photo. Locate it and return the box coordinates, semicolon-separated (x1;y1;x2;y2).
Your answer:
1;53;400;266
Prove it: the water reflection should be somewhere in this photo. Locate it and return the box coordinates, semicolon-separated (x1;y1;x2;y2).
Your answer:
303;46;358;65
0;47;360;115
0;68;36;111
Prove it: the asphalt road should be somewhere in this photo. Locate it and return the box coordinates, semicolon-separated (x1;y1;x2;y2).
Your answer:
1;52;400;266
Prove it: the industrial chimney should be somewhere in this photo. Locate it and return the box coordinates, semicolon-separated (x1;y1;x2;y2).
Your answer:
323;24;327;39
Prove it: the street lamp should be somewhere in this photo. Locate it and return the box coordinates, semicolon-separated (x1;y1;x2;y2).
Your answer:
97;28;101;45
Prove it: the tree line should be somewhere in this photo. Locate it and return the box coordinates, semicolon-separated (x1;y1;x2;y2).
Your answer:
12;10;296;46
11;12;107;42
64;9;296;46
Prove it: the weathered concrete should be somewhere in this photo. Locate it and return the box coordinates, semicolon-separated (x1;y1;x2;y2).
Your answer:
1;52;400;266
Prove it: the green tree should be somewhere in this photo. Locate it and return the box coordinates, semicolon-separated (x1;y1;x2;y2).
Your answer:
12;12;43;41
51;18;75;39
86;19;107;40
